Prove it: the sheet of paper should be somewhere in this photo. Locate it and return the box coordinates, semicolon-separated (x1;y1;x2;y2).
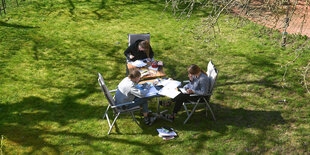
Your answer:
157;79;181;98
145;85;159;97
148;66;158;71
131;60;147;67
158;87;180;98
179;88;188;94
157;79;181;87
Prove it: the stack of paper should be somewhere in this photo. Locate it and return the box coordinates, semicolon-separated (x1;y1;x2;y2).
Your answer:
157;128;177;140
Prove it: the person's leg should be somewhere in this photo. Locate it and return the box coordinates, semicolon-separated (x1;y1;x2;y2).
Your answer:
168;94;200;120
129;97;155;125
172;93;190;114
127;97;148;116
135;97;149;117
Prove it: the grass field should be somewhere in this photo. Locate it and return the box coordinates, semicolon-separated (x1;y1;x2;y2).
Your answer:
0;0;309;154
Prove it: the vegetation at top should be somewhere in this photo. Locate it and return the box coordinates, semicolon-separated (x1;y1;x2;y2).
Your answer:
0;0;309;154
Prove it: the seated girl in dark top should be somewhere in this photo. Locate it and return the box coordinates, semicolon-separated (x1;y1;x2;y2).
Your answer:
124;40;154;62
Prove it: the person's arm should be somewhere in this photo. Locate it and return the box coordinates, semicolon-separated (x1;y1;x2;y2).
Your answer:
193;77;210;95
124;45;135;61
183;74;194;90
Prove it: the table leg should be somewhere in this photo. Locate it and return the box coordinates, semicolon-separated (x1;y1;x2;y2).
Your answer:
154;97;173;122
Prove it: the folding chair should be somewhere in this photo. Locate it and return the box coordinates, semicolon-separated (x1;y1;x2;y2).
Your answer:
182;61;219;124
98;73;142;135
128;33;150;47
126;33;150;75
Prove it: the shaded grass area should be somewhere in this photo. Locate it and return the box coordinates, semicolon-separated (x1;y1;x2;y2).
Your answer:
0;0;309;154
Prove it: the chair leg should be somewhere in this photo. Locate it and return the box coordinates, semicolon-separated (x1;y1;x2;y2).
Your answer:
103;105;110;120
203;98;216;121
183;98;201;124
183;103;190;116
183;100;196;117
205;104;208;118
130;112;142;129
156;97;161;115
108;112;120;135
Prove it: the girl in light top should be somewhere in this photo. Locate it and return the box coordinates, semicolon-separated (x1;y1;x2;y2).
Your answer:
168;64;211;121
114;69;156;125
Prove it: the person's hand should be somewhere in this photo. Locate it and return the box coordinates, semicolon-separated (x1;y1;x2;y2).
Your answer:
129;55;135;59
187;89;194;94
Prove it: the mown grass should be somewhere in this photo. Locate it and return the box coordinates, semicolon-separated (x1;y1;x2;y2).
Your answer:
0;0;309;154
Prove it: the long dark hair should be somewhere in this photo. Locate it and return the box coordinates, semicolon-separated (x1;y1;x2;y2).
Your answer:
138;40;150;58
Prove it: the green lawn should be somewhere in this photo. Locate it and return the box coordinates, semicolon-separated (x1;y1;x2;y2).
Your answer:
0;0;309;154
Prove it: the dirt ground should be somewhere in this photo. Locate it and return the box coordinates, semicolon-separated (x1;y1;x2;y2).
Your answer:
233;1;310;37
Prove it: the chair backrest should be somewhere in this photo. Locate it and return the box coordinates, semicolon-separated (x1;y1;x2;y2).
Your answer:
128;33;150;47
206;61;218;94
98;73;116;106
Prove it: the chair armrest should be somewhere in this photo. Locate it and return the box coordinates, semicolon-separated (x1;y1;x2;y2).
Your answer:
183;80;190;83
189;94;198;97
109;89;117;93
190;93;212;97
111;101;134;109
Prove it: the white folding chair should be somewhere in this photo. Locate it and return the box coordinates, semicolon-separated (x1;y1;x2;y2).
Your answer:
98;73;142;135
182;61;218;124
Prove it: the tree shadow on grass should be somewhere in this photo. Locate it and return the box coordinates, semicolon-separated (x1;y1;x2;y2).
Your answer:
167;103;286;154
0;95;167;154
0;21;39;29
1;120;164;154
67;0;75;15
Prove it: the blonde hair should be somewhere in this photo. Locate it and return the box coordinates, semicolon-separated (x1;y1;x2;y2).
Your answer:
138;40;150;58
128;69;141;79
